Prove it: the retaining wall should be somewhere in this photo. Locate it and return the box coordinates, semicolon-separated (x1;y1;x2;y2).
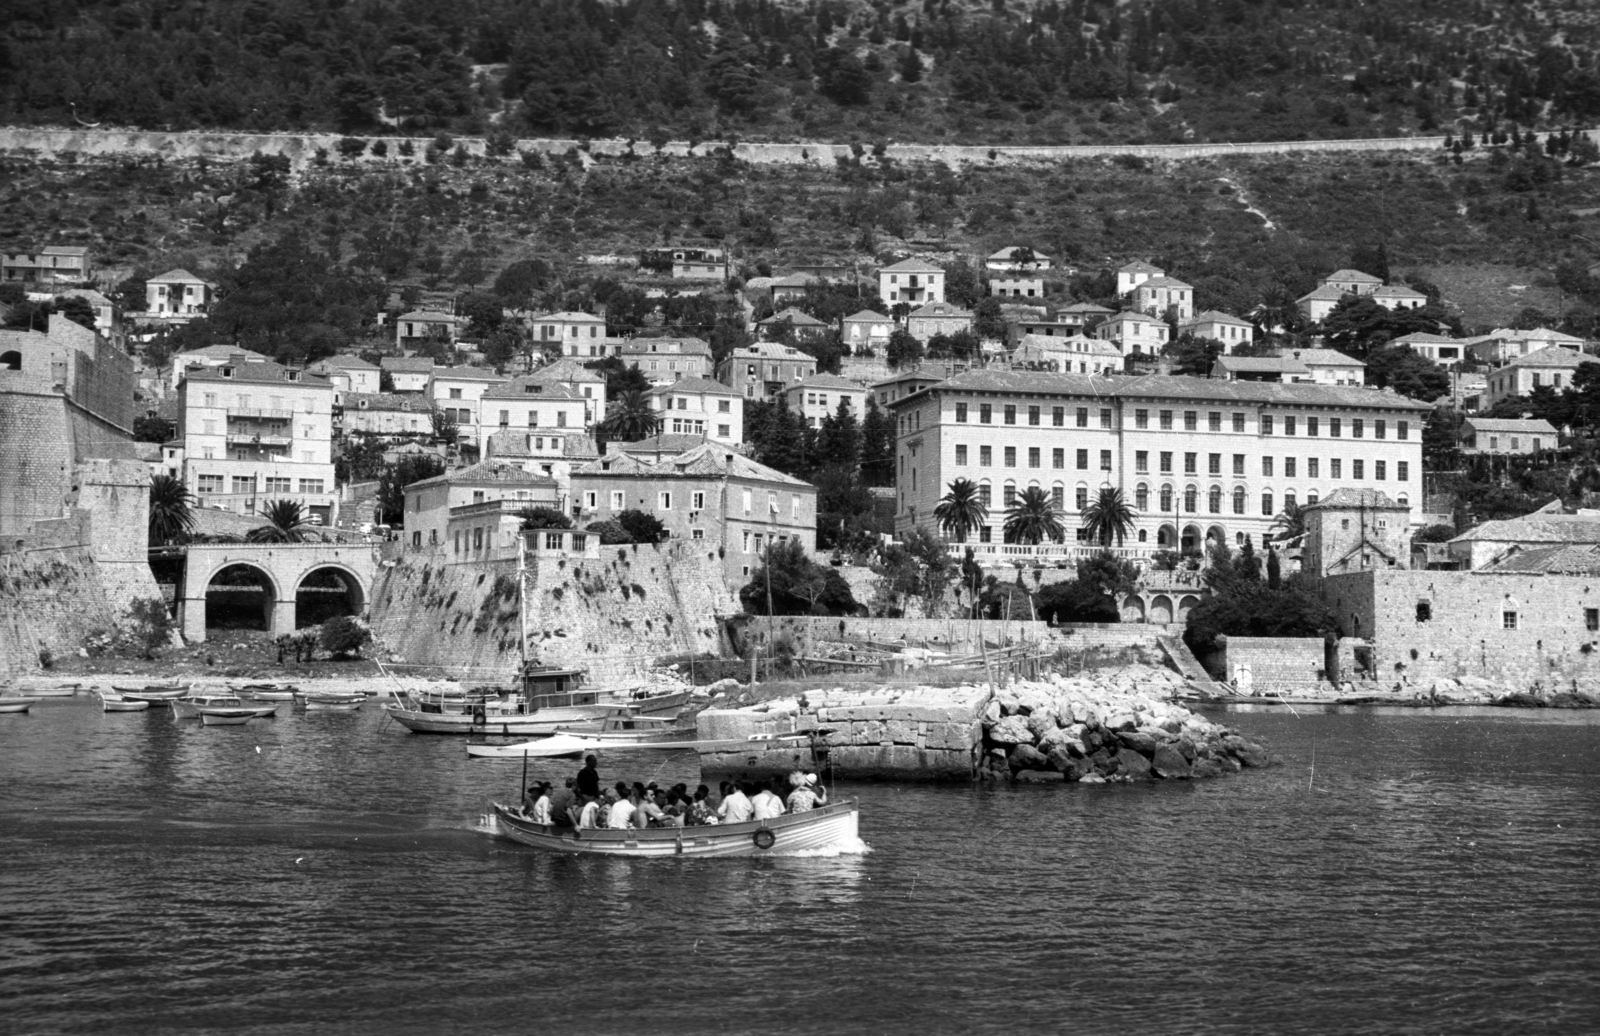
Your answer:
754;615;1171;656
0;547;161;680
1223;637;1328;693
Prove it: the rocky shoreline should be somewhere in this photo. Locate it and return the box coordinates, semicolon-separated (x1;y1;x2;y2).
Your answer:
978;666;1273;784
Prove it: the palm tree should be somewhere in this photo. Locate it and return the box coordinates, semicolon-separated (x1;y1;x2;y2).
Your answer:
1269;502;1307;543
599;390;661;443
1254;283;1303;341
148;475;195;546
1003;486;1065;545
933;478;988;542
248;500;313;543
1080;487;1137;548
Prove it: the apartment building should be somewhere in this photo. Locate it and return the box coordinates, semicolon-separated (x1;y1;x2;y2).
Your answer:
177;359;338;524
878;259;944;308
1285;348;1366;387
146;269;214;321
1131;276;1194;322
430;366;508;446
1094;312;1169;355
620;337;713;383
2;245;91;285
716;342;817;401
338;392;434;439
646;376;744;444
1180;311;1253;351
1482;346;1599;408
308;354;381;400
526;358;606;427
402;460;562;554
1115;260;1164;296
530;311;607;354
479;376;589;436
782;373;867;428
886;371;1428;553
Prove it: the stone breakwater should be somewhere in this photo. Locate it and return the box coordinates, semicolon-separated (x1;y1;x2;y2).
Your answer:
977;666;1272;784
695;664;1272;783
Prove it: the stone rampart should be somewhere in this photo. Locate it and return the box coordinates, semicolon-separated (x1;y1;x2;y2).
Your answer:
368;541;737;686
1223;637;1328;693
755;615;1169;655
0;546;161;680
7;126;1593;171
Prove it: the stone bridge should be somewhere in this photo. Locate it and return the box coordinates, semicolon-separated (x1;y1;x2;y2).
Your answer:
179;542;383;643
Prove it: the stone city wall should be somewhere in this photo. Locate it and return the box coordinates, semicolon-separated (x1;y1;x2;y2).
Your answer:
753;615;1170;655
0;547;161;680
1222;637;1328;693
1323;569;1600;693
7;126;1592;172
368;541;737;686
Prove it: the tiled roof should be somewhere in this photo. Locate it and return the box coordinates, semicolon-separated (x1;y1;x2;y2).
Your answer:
482;376;582;400
1504;345;1597;369
381;356;436;373
1014;333;1119;357
148;268;208;284
59;288;111;306
528;358;606;383
1136;275;1193;290
318;353;379;370
880;258;943;274
1056;302;1115;315
579;442;811;487
619;336;712;357
175;344;264;362
909;302;973;318
1297;284;1349;303
613;434;721;456
843;309;892;323
1480;544;1600;574
759;307;828;327
186;360;328;386
1322;269;1384;284
406;460;558;492
486;429;600;460
431;365;507;382
911;370;1431;411
1463;418;1559;435
646;376;742;397
869;362;966;388
768;274;817;288
728;342;815;360
41;245;88;256
1371;284;1427;298
1303;487;1405;510
1452;515;1600;544
1118;260;1163;274
788;373;867;392
1214;356;1312;375
533;311;604;322
988;246;1050;262
1287;348;1365;368
396;310;461;323
343;392;432;411
1185;310;1252;326
1388;332;1459;346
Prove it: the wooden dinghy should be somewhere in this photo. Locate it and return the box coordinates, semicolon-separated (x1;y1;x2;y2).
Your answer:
234;682;298;700
303;692;364;711
18;683;81;697
111;684;191;702
0;697;43;714
173;695;279;721
95;691;152;713
489;798;859;858
199;708;261;726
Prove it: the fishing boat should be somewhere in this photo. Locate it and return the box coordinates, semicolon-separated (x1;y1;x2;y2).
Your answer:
488;798;859;857
173;695;279;721
95;691;152;713
16;683;81;697
384;666;634;735
303;692;364;711
110;683;192;703
199;708;261;726
553;713;697;742
234;682;298;700
0;696;42;714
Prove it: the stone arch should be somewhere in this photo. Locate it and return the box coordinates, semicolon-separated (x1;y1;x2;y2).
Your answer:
1150;594;1174;624
294;564;368;628
1181;523;1203;553
1121;595;1147;623
1177;595;1202;621
203;562;280;632
1158;522;1178;548
1205;524;1227;548
0;350;20;371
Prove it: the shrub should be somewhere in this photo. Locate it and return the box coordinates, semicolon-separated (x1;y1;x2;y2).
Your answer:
319;616;372;658
1412;523;1457;543
587;518;631;544
616;509;667;544
123;598;175;660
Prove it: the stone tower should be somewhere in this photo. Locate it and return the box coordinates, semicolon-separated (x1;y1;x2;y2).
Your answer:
1302;488;1412;578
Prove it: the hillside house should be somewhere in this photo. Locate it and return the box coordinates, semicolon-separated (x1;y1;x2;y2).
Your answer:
1482;346;1598;408
1011;333;1122;376
783;373;867;428
758;307;831;342
430;366;508;445
1132;276;1194;322
646;376;744;444
526;358;607;427
1094;311;1168;356
381;356;435;393
879;259;944;308
1211;355;1312;383
1116;260;1163;297
1284;348;1365;387
842;309;894;354
530;311;608;356
716;342;817;401
394;310;463;351
2;245;91;285
403;460;562;555
146;269;214;321
1461;417;1559;456
1180;311;1254;352
1466;327;1586;366
621;336;713;383
1384;332;1464;366
907;302;974;341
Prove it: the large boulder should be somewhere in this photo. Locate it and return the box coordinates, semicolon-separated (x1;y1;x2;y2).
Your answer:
1151;743;1193;779
1026;710;1058;740
1116;729;1162;755
981;699;1003;725
988;714;1035;745
1045;746;1075;773
1007;743;1051;772
1088;748;1115;776
1105;711;1138;732
1015;769;1060;784
1114;748;1152;780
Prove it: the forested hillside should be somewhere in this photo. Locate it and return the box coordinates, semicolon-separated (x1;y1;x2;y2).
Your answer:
5;0;1600;145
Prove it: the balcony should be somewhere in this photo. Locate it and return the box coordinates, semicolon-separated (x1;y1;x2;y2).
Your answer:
943;542;1155;563
228;408;292;421
226;433;292;447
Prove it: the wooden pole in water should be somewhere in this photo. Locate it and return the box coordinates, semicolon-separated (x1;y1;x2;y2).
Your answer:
520;750;529;805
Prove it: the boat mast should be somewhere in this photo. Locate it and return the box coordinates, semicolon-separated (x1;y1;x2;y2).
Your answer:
517;528;529;680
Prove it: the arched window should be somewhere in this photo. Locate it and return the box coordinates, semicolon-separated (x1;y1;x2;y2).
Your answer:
1307;490;1319;506
1208;485;1222;513
1397;494;1409;509
0;351;20;372
1184;485;1198;513
1159;485;1173;512
1138;529;1148;543
1135;483;1149;510
977;481;992;508
1233;486;1247;514
1003;481;1016;506
1284;491;1296;511
1261;491;1274;516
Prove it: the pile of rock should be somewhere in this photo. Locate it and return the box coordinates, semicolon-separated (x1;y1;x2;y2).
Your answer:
978;665;1273;783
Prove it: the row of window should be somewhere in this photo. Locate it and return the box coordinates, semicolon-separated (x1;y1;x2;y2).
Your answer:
947;401;1412;440
196;475;323;494
581;488;803;517
496;409;570;428
951;445;1410;483
965;479;1409;517
668;397;734;412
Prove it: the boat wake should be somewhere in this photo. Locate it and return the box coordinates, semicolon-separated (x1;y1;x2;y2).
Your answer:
775;835;872;858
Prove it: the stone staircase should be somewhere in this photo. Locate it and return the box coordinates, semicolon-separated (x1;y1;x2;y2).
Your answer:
1157;634;1229;696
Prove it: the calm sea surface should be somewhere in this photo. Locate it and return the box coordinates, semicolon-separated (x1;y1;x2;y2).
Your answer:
2;697;1598;1035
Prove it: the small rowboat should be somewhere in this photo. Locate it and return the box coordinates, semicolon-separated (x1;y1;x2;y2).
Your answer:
95;690;152;713
111;684;192;702
243;688;298;701
199;708;261;726
304;693;364;711
173;695;279;721
489;798;859;857
0;697;42;714
18;684;81;697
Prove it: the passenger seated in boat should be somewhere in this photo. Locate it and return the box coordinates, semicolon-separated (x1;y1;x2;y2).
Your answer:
576;755;601;803
528;783;554;825
750;780;785;821
637;785;667;828
687;786;719;826
786;775;819;814
808;774;828;807
549;777;577;827
577;796;602;830
521;784;541;814
607;784;637;829
718;781;753;824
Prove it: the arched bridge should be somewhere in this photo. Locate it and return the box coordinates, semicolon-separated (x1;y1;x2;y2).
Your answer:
179;543;383;643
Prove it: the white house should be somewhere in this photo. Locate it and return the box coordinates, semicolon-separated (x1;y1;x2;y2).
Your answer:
146;269;214;321
1116;261;1164;297
646;376;745;444
1179;310;1254;352
782;373;867;429
879;259;945;308
1094;312;1169;356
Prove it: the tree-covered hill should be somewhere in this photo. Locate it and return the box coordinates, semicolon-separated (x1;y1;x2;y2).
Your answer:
5;0;1600;145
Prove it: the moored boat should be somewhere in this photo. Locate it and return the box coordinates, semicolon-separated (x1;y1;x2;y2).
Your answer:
199;708;260;725
466;730;814;760
234;682;298;700
173;695;280;721
488;798;859;857
111;684;192;702
552;713;697;742
95;690;152;713
304;692;364;711
17;683;81;697
0;696;43;714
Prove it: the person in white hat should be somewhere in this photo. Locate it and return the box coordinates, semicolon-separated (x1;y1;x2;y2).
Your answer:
786;773;819;813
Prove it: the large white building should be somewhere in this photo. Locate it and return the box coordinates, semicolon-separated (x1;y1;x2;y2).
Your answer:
430;366;508;446
886;371;1428;555
177;358;338;524
647;376;745;444
1482;346;1599;408
878;259;945;308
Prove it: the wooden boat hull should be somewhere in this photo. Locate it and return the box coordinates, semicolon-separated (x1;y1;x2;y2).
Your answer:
305;699;363;711
19;686;79;697
113;687;189;702
245;690;297;701
102;699;151;712
612;690;694;716
490;799;859;857
386;704;615;735
0;698;41;713
200;710;256;726
468;732;810;759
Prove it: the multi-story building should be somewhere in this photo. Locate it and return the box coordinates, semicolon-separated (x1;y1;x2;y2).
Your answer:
1370;284;1429;311
758;307;831;342
1295;268;1395;322
1011;334;1121;376
526;358;606;427
177;358;338;524
782;373;867;428
878;259;945;308
842;310;894;354
1461;417;1559;456
482;427;601;502
530;311;607;354
1180;310;1253;351
907;302;974;341
1094;312;1169;356
1131;276;1194;322
869;363;966;409
1466;327;1586;366
1482;346;1599;408
717;342;817;401
2;245;91;285
430;366;507;446
885;370;1428;555
1210;356;1312;383
382;355;435;393
1387;332;1464;366
669;247;728;282
402;460;562;554
168;344;271;392
620;337;713;383
1116;260;1164;297
308;354;382;400
571;443;817;583
1284;348;1365;387
1014;303;1115;342
338;392;435;439
480;375;590;438
146;269;214;321
646;376;744;444
394;310;463;351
